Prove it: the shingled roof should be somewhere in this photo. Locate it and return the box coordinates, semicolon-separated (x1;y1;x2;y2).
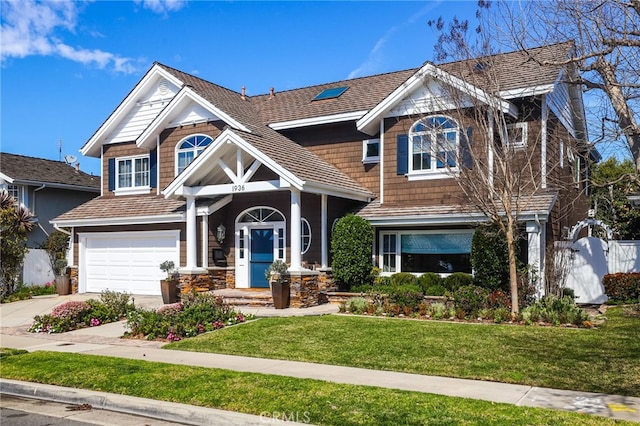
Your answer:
250;41;573;125
53;195;185;223
0;152;100;190
156;64;375;199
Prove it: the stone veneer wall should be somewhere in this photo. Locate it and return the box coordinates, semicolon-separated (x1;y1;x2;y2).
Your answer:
287;269;336;308
179;267;235;295
69;267;78;294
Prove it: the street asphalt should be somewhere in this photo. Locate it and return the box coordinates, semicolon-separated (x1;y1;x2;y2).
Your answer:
0;294;638;425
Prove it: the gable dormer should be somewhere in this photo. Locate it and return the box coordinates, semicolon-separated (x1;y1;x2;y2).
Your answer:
81;64;183;158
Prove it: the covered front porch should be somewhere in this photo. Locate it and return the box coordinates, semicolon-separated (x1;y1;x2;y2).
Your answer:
161;128;372;300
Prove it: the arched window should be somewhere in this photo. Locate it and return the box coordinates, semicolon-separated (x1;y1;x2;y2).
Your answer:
176;134;212;174
301;218;312;254
238;207;285;223
409;115;459;173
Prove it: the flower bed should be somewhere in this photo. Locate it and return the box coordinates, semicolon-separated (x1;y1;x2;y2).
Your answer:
28;291;254;341
29;291;133;333
124;293;253;341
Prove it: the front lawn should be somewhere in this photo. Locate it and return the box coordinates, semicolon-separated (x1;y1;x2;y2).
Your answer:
168;306;640;396
0;351;630;426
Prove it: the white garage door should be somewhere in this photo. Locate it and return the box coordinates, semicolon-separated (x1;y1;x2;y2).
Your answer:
80;231;180;295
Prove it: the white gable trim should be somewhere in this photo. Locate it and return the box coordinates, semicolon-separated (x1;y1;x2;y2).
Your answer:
0;172;14;184
163;129;304;199
136;87;250;150
269;110;368;130
499;84;555;99
357;62;518;135
81;64;183;158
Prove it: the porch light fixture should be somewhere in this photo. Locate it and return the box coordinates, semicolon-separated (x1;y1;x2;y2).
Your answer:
216;224;226;244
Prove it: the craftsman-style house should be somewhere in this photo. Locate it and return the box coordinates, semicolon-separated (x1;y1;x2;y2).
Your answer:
53;42;596;302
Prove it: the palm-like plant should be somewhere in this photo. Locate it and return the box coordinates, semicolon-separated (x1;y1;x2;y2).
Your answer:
1;190;36;298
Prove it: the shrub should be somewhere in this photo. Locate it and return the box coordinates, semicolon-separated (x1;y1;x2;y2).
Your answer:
444;272;474;292
520;295;591;326
388;284;424;311
603;273;640;303
417;273;443;292
99;290;134;318
29;300;92;333
423;284;447;296
453;285;489;318
470;221;510;291
390;272;418;287
0;191;35;299
347;297;368;314
331;214;374;290
487;290;511;310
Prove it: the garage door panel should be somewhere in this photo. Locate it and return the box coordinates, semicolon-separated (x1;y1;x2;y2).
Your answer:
83;231;179;295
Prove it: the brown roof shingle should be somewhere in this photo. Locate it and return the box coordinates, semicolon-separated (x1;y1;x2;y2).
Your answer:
0;152;100;190
53;195;185;222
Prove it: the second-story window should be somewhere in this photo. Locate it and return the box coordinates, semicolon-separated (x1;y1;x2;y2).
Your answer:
117;156;149;189
362;138;380;163
176;134;212;175
409;115;459;174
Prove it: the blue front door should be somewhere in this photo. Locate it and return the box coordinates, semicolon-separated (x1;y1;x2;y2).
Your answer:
250;228;274;288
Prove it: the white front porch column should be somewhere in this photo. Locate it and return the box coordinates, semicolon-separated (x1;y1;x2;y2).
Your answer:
289;188;302;271
526;220;545;297
186;195;198;269
201;213;209;268
321;194;328;269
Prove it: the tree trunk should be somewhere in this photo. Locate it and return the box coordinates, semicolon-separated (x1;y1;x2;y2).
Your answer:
506;216;520;317
594;57;640;172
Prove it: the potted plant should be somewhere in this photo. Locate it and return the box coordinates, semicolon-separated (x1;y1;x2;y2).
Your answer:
159;260;180;304
54;258;70;295
266;260;289;309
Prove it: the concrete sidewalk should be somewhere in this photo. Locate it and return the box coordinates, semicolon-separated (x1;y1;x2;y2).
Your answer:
1;294;639;424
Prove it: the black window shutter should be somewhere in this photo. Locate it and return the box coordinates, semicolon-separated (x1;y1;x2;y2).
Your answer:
149;148;158;188
397;134;409;175
461;127;473;169
108;158;116;191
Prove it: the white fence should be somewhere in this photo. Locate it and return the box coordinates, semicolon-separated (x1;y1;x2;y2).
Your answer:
562;239;640;304
22;249;55;286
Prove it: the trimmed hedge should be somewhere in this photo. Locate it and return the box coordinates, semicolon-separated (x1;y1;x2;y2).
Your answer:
603;273;640;303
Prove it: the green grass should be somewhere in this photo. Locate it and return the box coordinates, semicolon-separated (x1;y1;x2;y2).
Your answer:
168;307;640;396
0;351;631;425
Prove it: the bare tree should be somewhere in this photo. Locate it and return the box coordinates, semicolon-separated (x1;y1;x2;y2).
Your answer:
498;0;640;172
425;6;588;315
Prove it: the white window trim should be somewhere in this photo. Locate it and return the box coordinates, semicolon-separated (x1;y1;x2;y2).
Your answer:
362;138;380;164
114;155;151;196
301;218;312;254
378;229;474;276
2;184;27;207
408;115;460;177
505;122;528;150
175;134;213;175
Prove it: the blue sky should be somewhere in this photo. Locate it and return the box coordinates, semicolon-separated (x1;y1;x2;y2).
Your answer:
1;0;479;176
2;1;626;178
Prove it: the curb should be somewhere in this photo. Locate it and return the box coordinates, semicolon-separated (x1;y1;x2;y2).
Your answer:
0;378;310;426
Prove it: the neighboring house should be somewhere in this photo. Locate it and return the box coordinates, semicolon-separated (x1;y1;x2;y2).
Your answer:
52;42;597;300
0;153;100;284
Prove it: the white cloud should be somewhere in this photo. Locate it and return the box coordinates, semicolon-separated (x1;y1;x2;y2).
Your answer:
134;0;186;15
348;2;441;79
0;0;140;73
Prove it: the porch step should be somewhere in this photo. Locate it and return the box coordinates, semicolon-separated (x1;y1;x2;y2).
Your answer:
212;289;273;308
